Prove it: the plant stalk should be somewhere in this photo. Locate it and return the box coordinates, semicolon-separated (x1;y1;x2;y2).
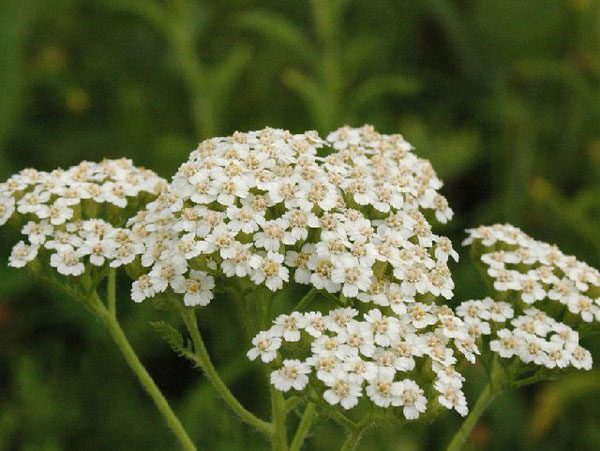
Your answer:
446;383;497;451
99;307;196;451
289;402;316;451
339;427;365;451
180;309;273;437
270;385;289;451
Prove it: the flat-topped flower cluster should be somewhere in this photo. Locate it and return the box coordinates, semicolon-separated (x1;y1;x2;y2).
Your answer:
0;159;166;275
127;125;457;307
464;224;600;322
455;298;592;370
461;224;598;371
248;306;474;418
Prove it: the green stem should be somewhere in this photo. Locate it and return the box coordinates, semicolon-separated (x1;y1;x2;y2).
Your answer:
285;396;302;413
293;288;318;312
180;309;273;437
107;268;116;316
270;385;289;451
307;391;356;430
99;307;196;451
339;428;364;451
33;270;195;449
289;402;316;451
446;383;497;451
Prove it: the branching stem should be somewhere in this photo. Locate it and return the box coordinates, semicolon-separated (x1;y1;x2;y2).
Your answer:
180;309;273;437
446;383;497;451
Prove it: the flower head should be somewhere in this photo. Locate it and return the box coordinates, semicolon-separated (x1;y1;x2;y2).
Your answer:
129;126;455;314
0;159;166;278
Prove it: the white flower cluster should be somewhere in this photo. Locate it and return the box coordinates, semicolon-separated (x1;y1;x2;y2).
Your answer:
248;306;476;418
461;224;598;372
128;125;456;309
456;299;592;370
464;224;600;324
0;159;166;275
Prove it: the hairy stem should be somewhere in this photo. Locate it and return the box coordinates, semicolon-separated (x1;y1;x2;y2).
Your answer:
289;402;316;451
293;288;318;312
446;383;497;451
180;309;273;437
270;385;289;451
339;428;365;451
98;306;196;451
107;268;116;316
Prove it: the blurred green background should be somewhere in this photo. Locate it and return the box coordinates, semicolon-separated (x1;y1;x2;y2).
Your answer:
1;0;599;449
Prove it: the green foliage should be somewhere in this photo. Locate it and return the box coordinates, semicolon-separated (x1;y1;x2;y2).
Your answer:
150;320;198;367
0;0;599;449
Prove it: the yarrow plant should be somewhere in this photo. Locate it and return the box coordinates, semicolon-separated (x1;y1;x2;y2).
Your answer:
0;127;597;451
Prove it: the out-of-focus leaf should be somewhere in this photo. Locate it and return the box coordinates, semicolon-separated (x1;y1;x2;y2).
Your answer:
0;0;34;161
282;69;326;130
348;75;421;114
102;0;166;29
400;118;482;181
209;46;252;124
529;370;600;441
529;177;600;257
150;320;197;365
422;0;480;81
234;10;314;64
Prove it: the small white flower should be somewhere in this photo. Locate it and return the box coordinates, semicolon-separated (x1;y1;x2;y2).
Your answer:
273;312;307;342
22;221;53;245
483;298;514;323
366;367;400;408
131;275;155;302
247;331;282;363
251;252;289;291
285;247;314;285
304;312;327;338
270;360;311;392
9;241;39;268
0;195;15;225
364;309;399;347
345;320;376;357
435;380;467;416
172;270;215;307
322;370;362;409
331;255;373;298
79;236;115;266
149;260;187;293
50;245;85;276
394;379;427;420
519;275;546;304
567;344;593;370
407;303;437;329
542;341;570;369
490;329;519;359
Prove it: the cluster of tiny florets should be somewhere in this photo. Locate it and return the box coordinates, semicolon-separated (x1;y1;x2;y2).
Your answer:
455;298;592;370
128;125;456;309
461;224;598;372
464;224;600;323
0;159;166;275
248;306;475;418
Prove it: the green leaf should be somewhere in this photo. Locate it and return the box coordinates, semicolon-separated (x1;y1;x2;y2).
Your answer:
150;320;198;365
529;370;600;441
102;0;166;29
400;118;482;180
0;0;34;159
234;10;314;64
348;75;421;115
282;69;327;130
208;46;252;123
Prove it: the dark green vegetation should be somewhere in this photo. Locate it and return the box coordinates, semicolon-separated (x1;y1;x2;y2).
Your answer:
0;0;599;449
